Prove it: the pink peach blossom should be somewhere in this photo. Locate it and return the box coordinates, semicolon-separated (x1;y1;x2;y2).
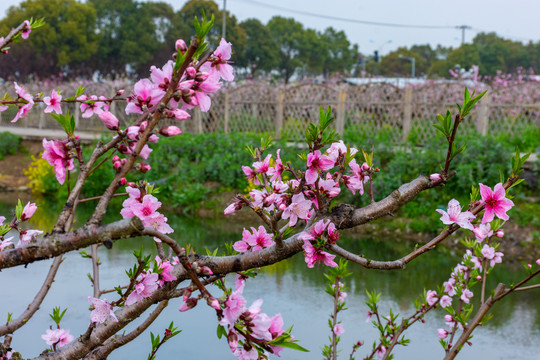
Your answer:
479;183;514;223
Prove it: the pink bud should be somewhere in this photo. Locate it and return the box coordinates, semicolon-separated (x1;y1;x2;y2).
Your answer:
527;264;532;268
536;259;540;266
98;111;119;130
148;134;159;143
362;163;370;171
139;121;148;132
200;266;213;275
430;173;442;181
279;204;286;211
159;126;182;137
175;39;187;54
127;182;137;188
21;202;37;221
437;329;448;339
182;288;192;301
186;67;196;78
121;158;127;165
113;161;122;170
112;155;120;162
138;163;151;173
116;89;125;96
495;230;504;238
179;298;197;312
119;178;127;186
476;275;482;280
207;297;221;310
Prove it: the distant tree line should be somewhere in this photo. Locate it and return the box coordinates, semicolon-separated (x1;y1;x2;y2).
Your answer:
0;0;358;83
372;32;540;78
0;0;537;82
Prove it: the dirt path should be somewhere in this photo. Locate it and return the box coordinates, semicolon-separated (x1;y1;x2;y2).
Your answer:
0;140;42;191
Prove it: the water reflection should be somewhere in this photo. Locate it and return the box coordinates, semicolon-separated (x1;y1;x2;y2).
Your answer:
0;197;538;359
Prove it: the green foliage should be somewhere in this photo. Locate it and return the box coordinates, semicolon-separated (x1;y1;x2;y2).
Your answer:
0;0;99;79
0;132;21;159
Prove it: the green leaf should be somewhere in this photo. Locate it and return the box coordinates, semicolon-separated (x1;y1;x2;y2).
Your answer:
15;198;23;220
75;86;85;97
274;341;309;352
216;325;227;339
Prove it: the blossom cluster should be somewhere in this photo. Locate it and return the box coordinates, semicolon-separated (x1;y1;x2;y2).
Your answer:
120;185;173;241
430;182;514;345
226;140;370;270
0;201;42;251
219;277;286;359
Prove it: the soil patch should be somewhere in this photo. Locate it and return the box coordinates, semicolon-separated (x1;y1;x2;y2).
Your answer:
0;140;42;191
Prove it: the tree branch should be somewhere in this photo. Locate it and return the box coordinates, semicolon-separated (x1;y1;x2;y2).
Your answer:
0;218;144;269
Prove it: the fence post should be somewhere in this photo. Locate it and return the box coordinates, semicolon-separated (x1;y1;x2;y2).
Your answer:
194;108;203;133
476;93;490;135
74;102;80;129
275;89;284;139
402;87;413;142
224;91;230;134
336;89;346;135
39;108;44;129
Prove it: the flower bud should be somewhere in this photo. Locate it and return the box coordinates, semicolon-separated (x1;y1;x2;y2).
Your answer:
186;67;196;78
200;266;213;275
175;39;187;54
21;202;37;221
164;328;173;337
495;230;504;238
195;72;209;82
127;182;137;188
362;163;370;171
430;173;442;181
159;126;182;137
98;111;119;130
121;158;127;165
179;298;197;312
112;155;120;162
148;134;160;143
207;296;221;310
113;161;122;170
476;275;482;280
536;259;540;266
139;121;148;132
117;143;129;154
182;288;192;301
116;89;125;96
119;178;127;186
137;163;151;173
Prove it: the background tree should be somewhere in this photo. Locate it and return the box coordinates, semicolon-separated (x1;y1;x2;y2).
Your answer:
237;18;278;76
178;0;247;66
319;27;359;78
0;0;98;80
89;0;169;78
267;16;305;84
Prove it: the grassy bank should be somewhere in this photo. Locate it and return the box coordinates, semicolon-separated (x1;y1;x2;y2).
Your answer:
22;127;539;233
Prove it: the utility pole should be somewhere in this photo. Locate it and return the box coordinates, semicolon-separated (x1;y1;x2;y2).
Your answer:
456;25;471;45
398;55;415;78
222;0;227;39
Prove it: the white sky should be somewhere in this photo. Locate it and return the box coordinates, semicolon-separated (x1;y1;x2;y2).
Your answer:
0;0;537;55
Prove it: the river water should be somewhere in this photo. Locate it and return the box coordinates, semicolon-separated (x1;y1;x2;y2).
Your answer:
0;196;539;360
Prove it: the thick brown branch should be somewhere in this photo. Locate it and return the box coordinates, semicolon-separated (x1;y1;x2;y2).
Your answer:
0;218;144;269
329;175;431;230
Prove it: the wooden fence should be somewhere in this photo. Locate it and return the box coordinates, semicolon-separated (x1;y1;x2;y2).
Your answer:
1;82;539;143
